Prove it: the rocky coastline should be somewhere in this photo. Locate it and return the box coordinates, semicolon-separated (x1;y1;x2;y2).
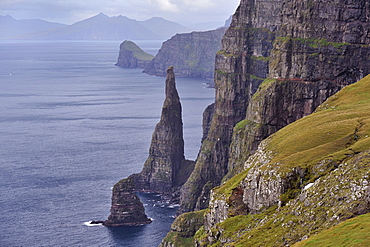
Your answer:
109;0;370;245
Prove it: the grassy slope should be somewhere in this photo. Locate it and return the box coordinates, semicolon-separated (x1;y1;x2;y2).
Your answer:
216;74;370;202
121;41;154;61
294;213;370;247
266;74;370;174
198;75;370;246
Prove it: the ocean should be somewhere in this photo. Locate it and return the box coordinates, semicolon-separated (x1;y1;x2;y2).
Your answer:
0;40;214;246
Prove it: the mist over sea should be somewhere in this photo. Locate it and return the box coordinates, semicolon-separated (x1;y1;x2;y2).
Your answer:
0;40;214;246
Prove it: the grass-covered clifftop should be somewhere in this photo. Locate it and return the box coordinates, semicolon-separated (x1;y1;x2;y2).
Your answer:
194;75;370;246
120;40;154;61
116;40;154;69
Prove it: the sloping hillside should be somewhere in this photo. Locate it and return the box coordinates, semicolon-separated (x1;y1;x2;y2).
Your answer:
195;74;370;246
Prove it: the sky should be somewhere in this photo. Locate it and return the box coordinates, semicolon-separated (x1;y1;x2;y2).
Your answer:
0;0;240;25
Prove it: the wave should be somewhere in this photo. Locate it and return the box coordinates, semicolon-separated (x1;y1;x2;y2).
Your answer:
84;221;104;227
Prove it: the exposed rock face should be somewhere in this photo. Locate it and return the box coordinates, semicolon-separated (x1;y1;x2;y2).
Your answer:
196;74;370;246
134;66;195;194
159;210;205;247
143;28;226;79
179;0;370;214
179;0;279;214
201;103;214;143
104;177;152;226
116;40;154;69
226;78;343;179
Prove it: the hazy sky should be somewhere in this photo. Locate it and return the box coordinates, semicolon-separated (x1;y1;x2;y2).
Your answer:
0;0;240;25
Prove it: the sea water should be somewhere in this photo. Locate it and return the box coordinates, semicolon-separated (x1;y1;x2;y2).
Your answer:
0;40;214;246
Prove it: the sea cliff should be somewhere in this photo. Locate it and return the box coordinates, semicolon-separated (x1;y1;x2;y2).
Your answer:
143;28;226;79
179;0;370;215
160;0;370;245
108;0;370;245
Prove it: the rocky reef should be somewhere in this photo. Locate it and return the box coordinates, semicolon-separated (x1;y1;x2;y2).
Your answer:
143;28;226;79
116;40;154;69
104;176;151;226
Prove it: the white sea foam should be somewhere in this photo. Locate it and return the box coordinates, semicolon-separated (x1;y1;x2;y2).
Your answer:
84;221;103;227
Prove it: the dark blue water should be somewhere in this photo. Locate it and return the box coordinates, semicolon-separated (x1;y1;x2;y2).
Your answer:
0;41;214;246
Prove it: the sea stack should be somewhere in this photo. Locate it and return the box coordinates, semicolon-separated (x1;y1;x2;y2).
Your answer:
105;66;195;226
134;66;195;194
104;176;152;226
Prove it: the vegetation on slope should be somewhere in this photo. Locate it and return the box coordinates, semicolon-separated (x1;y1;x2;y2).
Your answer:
196;75;370;246
293;213;370;247
121;40;154;61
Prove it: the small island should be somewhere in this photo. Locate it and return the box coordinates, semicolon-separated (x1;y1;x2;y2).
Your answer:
115;40;154;69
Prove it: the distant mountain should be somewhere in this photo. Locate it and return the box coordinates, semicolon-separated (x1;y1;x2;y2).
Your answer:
5;13;190;41
139;17;190;39
0;15;67;39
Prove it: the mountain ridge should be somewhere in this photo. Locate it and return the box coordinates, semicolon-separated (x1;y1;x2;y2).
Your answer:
0;13;190;40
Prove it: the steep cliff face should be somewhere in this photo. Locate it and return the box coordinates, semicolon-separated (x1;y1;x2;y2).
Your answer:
196;74;370;246
104;177;152;226
134;66;195;194
179;0;279;214
226;78;343;179
143;28;226;79
116;40;154;69
179;0;370;214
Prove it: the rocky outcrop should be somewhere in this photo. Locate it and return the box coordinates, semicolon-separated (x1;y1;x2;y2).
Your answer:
104;177;152;226
196;74;370;246
134;66;195;195
159;210;205;247
225;78;343;179
116;40;154;69
143;28;226;79
178;0;370;214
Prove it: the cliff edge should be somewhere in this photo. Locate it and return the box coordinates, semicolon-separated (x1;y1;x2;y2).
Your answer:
143;28;226;79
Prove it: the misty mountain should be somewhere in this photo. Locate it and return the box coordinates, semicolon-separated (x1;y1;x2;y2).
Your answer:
139;17;190;40
0;15;67;39
3;13;191;41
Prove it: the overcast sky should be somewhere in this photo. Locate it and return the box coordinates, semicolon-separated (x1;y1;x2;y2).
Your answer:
0;0;240;25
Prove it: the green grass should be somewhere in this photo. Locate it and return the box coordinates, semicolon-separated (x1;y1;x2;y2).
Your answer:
121;40;154;61
196;75;370;246
275;37;350;49
265;74;370;173
293;213;370;247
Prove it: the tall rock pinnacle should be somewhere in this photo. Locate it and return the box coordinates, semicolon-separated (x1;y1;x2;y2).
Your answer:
106;67;194;226
135;66;195;194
